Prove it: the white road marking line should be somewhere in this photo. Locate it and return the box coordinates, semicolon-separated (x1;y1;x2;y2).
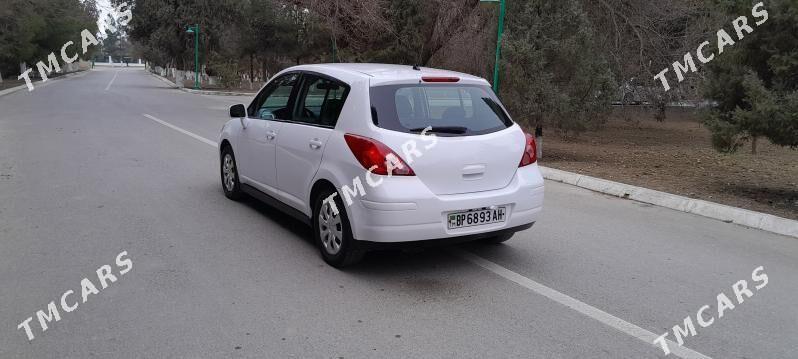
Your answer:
141;114;218;148
140;111;710;359
105;70;120;91
448;248;712;359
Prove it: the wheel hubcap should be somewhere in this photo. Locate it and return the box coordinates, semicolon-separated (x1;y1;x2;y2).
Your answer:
223;154;236;192
318;200;343;255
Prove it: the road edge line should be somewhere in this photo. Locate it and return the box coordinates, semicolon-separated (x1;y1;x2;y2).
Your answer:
539;166;797;238
449;248;713;359
105;70;120;91
142;114;218;148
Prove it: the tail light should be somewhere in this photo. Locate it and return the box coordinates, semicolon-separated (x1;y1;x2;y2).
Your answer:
519;132;537;167
344;134;415;176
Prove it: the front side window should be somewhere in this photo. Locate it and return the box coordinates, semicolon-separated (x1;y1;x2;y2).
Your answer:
293;75;350;127
248;73;299;120
370;84;513;136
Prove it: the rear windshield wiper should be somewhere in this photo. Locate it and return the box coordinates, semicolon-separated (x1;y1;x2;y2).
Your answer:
408;126;467;134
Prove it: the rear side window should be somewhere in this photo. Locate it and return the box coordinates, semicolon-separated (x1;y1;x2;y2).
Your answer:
293;74;350;127
370;84;513;136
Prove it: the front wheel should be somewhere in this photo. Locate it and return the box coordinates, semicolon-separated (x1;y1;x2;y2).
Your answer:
220;146;243;200
313;189;364;268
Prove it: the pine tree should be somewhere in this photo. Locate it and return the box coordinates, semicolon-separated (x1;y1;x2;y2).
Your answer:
500;0;616;137
703;0;798;153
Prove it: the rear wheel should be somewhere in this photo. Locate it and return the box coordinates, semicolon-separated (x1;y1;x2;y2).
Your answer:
482;232;514;244
220;146;243;200
313;188;364;268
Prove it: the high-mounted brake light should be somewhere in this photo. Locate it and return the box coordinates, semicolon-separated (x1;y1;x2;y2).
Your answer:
519;132;538;167
421;76;460;83
344;134;415;176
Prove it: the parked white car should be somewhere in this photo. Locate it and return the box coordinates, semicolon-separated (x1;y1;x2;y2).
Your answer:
219;64;544;267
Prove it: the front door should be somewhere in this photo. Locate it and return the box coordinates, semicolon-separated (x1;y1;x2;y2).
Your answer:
240;73;299;194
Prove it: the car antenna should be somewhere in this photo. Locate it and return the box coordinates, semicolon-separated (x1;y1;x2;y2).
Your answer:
412;64;421;71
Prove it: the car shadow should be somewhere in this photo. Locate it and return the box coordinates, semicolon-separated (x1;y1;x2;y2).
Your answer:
236;192;463;269
232;189;533;276
237;194;314;245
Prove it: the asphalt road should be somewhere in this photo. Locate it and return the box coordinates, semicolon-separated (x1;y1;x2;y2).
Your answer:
1;68;796;358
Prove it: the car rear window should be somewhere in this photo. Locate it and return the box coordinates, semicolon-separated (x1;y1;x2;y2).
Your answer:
370;84;513;136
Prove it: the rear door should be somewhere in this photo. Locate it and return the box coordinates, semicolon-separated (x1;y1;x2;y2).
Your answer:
275;73;350;213
371;83;524;195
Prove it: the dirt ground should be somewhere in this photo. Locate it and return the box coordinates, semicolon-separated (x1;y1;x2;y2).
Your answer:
540;107;798;221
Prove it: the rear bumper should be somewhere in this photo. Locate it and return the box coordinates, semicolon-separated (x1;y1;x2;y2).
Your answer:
348;164;545;243
355;222;535;250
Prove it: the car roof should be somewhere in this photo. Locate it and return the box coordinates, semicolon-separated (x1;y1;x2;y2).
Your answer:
283;63;490;87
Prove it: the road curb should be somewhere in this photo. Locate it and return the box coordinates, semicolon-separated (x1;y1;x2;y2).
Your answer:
0;70;89;98
0;83;29;97
181;88;256;96
540;166;798;238
148;71;179;88
148;71;255;96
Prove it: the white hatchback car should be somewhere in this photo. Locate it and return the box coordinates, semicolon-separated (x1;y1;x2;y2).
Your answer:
219;64;544;267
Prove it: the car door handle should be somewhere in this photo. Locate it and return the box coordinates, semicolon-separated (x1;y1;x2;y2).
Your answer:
309;139;323;149
265;130;277;140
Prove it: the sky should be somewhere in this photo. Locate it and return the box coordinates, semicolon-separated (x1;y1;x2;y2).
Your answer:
94;0;116;38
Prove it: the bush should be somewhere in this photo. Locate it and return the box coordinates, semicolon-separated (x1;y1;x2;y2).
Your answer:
208;55;240;89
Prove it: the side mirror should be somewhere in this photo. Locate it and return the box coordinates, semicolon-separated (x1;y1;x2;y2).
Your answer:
229;104;246;118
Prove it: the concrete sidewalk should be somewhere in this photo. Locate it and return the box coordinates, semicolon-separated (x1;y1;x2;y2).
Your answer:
148;71;257;96
0;70;90;98
540;166;797;238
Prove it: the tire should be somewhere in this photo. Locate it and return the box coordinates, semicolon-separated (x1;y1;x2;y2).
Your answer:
482;232;514;244
220;146;243;200
313;188;364;268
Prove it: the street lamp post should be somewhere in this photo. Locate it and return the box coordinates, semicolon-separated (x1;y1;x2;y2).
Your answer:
186;24;200;90
480;0;506;94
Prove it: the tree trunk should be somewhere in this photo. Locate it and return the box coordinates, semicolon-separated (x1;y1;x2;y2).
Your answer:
249;53;254;88
262;61;269;83
751;136;758;155
0;69;3;84
535;125;543;159
654;101;666;122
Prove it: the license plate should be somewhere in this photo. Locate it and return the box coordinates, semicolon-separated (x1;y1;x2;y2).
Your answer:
447;206;507;230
